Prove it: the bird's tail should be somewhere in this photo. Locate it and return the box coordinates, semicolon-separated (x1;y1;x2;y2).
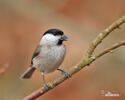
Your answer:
20;67;36;79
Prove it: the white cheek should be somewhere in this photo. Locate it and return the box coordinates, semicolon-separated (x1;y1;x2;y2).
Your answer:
40;34;58;45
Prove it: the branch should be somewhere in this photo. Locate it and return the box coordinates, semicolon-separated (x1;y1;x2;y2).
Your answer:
86;16;125;58
23;16;125;100
95;40;125;59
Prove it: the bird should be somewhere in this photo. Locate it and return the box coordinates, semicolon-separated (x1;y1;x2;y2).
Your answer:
20;28;69;88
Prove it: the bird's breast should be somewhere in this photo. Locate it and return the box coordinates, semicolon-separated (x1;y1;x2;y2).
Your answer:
33;45;66;73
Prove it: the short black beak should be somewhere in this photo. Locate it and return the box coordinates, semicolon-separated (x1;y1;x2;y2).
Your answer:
61;35;68;41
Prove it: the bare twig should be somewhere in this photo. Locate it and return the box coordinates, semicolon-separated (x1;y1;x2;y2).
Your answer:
95;40;125;59
23;16;125;100
86;16;125;58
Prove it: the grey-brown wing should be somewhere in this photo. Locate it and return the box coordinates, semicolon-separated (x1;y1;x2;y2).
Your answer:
31;45;41;65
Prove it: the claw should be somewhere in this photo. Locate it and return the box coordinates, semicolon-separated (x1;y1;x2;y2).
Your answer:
57;69;70;78
43;82;48;89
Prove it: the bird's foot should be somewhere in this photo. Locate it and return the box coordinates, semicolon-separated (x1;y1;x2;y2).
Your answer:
43;82;48;89
57;69;70;78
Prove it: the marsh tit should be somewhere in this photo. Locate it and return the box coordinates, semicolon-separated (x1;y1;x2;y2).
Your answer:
20;28;69;88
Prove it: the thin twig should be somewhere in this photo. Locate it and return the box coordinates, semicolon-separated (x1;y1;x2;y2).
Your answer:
23;16;125;100
86;16;125;58
95;40;125;59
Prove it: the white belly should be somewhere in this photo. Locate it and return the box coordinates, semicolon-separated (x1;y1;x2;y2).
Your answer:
33;45;66;73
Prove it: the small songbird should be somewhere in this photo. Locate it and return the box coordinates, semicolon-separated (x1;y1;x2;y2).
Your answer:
20;28;69;88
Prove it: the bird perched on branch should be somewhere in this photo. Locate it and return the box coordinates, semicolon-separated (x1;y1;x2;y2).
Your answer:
20;28;69;88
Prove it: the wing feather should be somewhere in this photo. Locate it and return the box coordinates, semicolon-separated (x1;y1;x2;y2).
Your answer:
31;45;41;65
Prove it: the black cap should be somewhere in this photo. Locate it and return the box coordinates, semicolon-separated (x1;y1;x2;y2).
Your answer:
43;29;64;36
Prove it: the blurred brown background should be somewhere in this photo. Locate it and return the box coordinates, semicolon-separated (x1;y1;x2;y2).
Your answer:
0;0;125;100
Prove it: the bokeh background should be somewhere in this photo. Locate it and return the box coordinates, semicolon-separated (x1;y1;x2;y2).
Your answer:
0;0;125;100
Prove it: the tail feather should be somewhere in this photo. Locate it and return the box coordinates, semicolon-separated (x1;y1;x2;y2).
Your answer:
20;67;36;79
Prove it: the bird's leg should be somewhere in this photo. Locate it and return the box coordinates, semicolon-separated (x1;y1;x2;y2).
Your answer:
41;72;48;89
57;69;70;78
